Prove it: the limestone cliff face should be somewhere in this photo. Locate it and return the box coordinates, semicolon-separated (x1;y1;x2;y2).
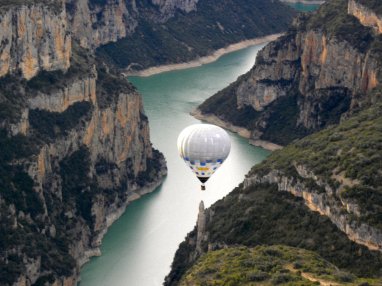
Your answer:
0;2;71;79
2;65;167;285
237;30;379;128
348;0;382;34
244;168;382;252
197;0;382;145
27;73;97;113
68;0;136;49
67;0;198;49
0;2;167;285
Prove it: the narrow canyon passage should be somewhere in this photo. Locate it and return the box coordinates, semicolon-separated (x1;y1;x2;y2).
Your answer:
79;44;270;286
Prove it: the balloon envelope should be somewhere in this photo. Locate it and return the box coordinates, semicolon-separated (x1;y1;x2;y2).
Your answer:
177;124;231;185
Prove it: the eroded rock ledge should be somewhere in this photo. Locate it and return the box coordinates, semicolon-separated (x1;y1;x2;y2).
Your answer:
348;0;382;34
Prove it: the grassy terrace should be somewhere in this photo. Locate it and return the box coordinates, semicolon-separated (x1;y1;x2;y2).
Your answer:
180;246;381;286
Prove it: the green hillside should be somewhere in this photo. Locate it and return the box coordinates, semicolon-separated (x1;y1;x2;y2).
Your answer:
180;246;381;286
166;103;382;286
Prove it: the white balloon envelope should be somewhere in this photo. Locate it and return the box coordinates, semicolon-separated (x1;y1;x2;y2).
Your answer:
177;124;231;190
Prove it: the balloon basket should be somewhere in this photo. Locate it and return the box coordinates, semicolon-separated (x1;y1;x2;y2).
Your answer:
201;184;206;191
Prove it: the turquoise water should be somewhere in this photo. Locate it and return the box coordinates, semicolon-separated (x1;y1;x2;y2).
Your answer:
287;2;320;12
79;44;270;286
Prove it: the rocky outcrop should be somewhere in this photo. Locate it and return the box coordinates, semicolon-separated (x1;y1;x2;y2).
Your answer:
244;168;382;252
68;0;136;49
67;0;198;49
1;63;167;285
165;175;382;285
196;0;382;146
237;31;379;113
348;0;382;33
0;2;71;79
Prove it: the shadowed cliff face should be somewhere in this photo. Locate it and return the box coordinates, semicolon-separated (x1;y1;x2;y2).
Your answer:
197;0;382;145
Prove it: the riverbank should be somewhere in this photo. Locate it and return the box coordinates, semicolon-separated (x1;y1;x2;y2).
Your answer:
191;109;283;151
77;160;167;280
124;34;283;77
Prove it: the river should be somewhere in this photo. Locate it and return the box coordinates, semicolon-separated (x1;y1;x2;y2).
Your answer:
287;2;321;12
79;44;271;285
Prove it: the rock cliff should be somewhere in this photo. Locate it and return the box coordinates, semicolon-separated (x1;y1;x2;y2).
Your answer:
67;0;134;49
348;0;382;33
166;103;382;286
0;1;71;79
197;0;382;145
96;0;295;71
0;1;166;286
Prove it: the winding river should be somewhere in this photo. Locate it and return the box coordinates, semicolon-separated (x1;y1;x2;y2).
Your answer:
79;44;271;285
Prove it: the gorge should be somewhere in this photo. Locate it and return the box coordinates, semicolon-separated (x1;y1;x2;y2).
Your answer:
79;43;271;286
0;0;295;285
2;0;382;285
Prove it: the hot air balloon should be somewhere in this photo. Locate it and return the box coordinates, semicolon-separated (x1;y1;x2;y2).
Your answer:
177;124;231;190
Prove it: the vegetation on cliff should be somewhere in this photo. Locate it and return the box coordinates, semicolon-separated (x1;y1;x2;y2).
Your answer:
0;44;165;286
0;129;76;284
167;101;382;285
198;85;311;145
180;245;381;286
170;0;382;273
96;0;295;70
306;0;376;52
357;0;382;15
29;102;92;140
251;102;382;229
167;183;382;285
